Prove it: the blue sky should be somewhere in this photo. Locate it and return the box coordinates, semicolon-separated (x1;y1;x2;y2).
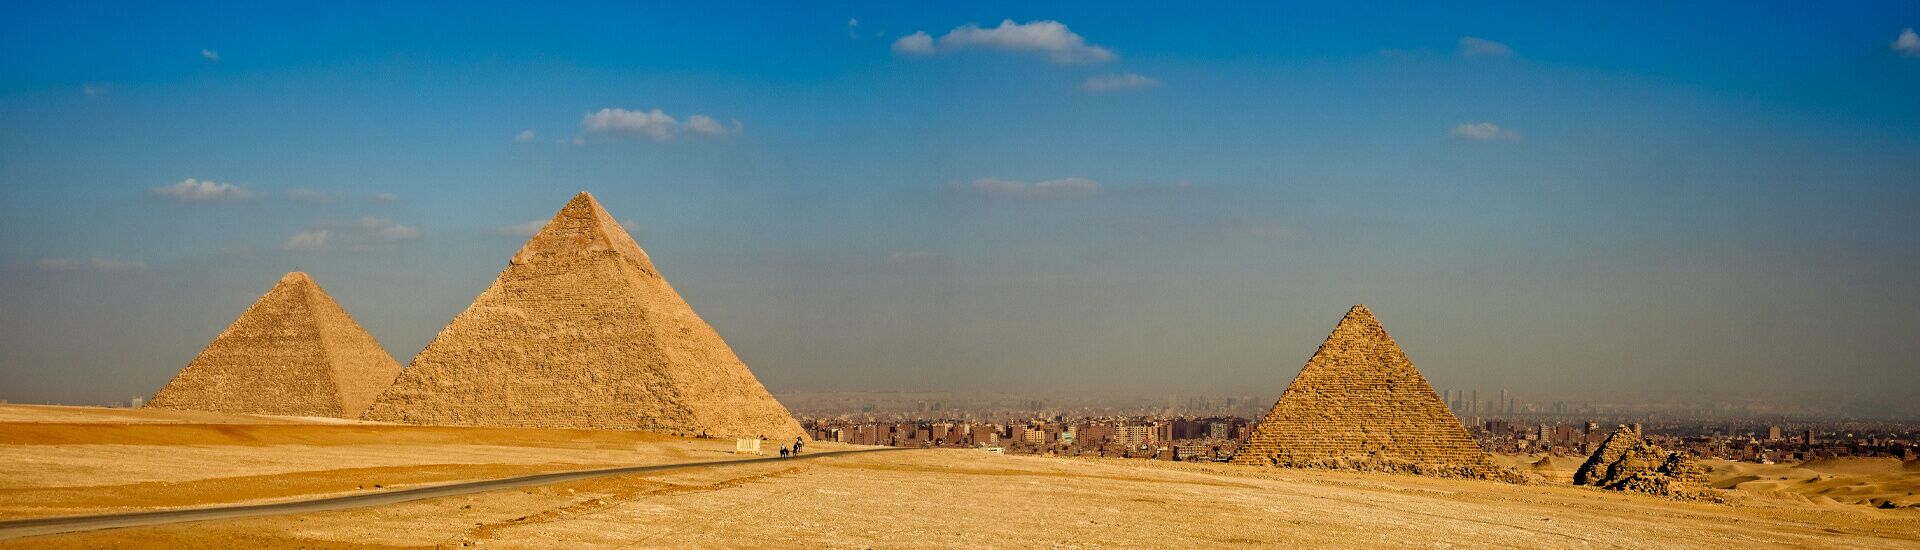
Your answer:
3;2;1918;406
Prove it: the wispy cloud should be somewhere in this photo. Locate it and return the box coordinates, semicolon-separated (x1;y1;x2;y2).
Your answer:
36;256;147;272
964;177;1104;199
580;107;738;142
493;219;547;238
286;188;338;203
515;129;537;143
1457;36;1513;58
369;192;400;203
894;19;1115;64
285;217;420;251
82;83;110;97
284;230;329;251
1451;122;1522;141
1895;28;1920;58
1082;73;1159;92
357;216;420;241
151;178;253;202
200;49;220;62
847;18;860;39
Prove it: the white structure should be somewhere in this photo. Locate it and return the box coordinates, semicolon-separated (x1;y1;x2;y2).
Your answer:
735;438;764;455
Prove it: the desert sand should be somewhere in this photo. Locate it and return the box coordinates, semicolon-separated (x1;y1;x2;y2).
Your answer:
2;404;1917;549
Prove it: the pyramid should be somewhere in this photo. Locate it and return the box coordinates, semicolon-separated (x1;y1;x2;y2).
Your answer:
361;192;806;440
148;272;404;418
1574;425;1716;501
1232;305;1497;474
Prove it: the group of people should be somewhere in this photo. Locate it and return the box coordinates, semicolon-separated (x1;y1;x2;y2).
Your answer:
779;436;804;457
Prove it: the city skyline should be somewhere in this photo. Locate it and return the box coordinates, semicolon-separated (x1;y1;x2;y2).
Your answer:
5;2;1920;406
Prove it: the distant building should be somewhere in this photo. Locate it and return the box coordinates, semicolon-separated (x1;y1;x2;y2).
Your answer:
1114;425;1154;447
1767;425;1782;441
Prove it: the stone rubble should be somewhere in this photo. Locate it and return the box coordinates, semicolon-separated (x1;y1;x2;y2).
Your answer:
1575;425;1719;501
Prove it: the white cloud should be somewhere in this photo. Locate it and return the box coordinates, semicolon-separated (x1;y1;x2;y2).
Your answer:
684;114;740;137
151;178;253;202
36;257;146;272
582;108;677;141
1895;28;1920;58
286;188;337;203
369;192;400;203
1458;36;1513;58
82;83;109;97
893;31;935;54
847;18;860;39
1451;122;1522;141
200;49;220;62
580;107;736;142
894;19;1115;64
1082;73;1160;92
284;230;330;250
515;129;537;143
494;219;548;238
967;177;1104;199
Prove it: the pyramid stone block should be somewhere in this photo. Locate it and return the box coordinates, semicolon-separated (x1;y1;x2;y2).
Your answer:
1232;305;1500;476
362;192;805;440
148;272;404;418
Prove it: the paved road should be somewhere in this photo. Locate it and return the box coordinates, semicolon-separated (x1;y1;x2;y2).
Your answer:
0;447;905;540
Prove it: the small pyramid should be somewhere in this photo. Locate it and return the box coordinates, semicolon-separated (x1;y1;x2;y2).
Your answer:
1575;425;1716;500
1575;425;1644;485
148;272;404;418
362;192;806;439
1232;305;1497;474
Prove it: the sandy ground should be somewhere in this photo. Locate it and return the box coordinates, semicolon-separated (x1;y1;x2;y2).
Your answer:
3;405;1918;549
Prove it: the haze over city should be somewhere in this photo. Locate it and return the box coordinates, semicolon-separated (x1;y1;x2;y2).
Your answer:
3;2;1918;410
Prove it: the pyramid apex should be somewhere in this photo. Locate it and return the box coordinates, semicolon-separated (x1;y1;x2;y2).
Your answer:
1340;304;1379;324
280;271;314;284
509;192;650;266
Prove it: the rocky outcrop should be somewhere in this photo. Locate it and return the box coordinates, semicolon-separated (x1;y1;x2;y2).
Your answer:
362;192;805;440
1575;425;1718;501
149;272;403;418
1232;306;1515;481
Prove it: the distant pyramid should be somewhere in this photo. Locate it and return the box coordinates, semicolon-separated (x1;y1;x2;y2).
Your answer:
148;272;403;418
362;192;805;439
1574;425;1716;501
1232;305;1499;476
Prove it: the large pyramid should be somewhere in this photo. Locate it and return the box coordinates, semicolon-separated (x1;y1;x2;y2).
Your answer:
362;192;806;439
148;272;404;418
1232;305;1497;475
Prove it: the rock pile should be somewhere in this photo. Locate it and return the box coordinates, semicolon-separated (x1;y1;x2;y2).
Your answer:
1575;425;1718;501
361;192;805;440
148;272;403;418
1231;305;1518;481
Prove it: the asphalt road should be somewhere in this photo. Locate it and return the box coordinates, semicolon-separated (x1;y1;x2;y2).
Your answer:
0;447;905;541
